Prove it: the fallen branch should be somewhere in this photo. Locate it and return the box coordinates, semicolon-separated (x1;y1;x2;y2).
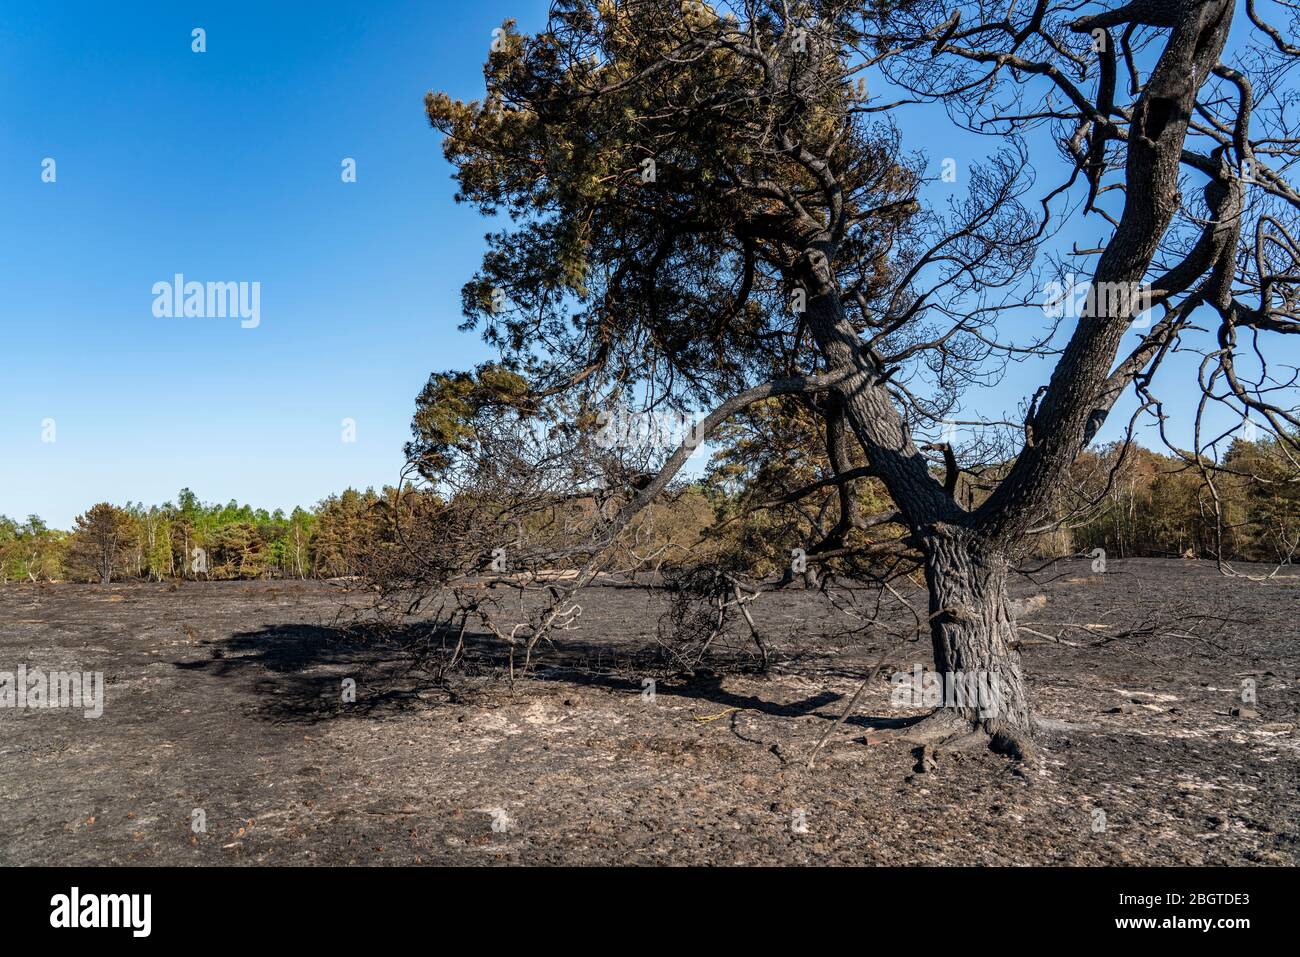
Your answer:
806;646;890;770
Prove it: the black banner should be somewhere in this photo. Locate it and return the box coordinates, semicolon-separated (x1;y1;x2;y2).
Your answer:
0;866;1281;943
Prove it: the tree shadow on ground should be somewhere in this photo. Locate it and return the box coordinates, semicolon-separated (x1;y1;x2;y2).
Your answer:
172;620;915;729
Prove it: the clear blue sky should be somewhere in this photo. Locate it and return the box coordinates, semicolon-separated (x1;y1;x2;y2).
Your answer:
0;1;547;527
0;2;1243;528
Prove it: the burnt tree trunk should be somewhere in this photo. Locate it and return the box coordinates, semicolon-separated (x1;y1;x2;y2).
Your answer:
797;253;1035;746
776;1;1235;753
922;525;1033;746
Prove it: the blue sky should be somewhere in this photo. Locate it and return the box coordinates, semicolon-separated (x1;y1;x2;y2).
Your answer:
0;2;1250;527
0;1;539;527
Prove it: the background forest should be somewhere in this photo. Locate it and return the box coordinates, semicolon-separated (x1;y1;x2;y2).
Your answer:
3;433;1296;585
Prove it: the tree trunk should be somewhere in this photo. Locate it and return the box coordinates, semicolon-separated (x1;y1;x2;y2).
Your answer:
795;248;1035;751
921;524;1033;751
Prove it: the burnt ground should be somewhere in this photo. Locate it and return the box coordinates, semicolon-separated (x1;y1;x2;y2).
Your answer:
1;557;1297;866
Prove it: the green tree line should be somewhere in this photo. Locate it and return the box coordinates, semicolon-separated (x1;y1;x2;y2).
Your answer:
2;434;1296;586
0;487;395;584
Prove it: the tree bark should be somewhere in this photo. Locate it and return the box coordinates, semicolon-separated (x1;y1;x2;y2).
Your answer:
799;256;960;532
980;0;1235;544
921;524;1033;749
797;251;1033;748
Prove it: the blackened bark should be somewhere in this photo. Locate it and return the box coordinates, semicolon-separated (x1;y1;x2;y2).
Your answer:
814;392;858;552
980;0;1235;544
785;3;1236;748
799;261;961;531
922;525;1033;741
798;258;1033;743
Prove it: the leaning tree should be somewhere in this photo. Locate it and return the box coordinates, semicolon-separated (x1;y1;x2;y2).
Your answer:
413;0;1299;755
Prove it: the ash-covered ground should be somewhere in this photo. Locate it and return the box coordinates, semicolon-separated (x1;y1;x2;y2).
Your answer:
1;557;1297;865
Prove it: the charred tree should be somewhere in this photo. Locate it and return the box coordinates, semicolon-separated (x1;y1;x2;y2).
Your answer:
408;0;1300;756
